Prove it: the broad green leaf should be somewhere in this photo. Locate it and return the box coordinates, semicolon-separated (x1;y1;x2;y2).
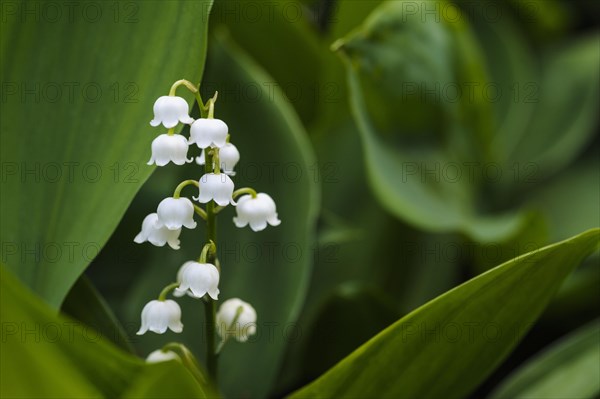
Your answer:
489;320;600;399
468;12;536;165
510;34;600;178
290;229;600;399
211;0;322;125
300;283;400;381
62;274;134;352
335;0;528;242
316;0;384;128
505;0;573;39
0;0;213;308
0;265;217;398
122;361;214;399
469;13;598;188
89;29;319;398
526;157;600;242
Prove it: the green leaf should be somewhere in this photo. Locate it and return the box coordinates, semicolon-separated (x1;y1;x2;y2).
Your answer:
335;0;527;242
505;0;573;40
316;0;384;128
211;0;322;125
61;274;134;353
122;361;215;399
510;34;600;178
300;283;400;381
0;265;217;398
0;0;214;308
469;11;536;165
526;157;600;242
489;320;600;399
290;229;600;399
91;28;319;398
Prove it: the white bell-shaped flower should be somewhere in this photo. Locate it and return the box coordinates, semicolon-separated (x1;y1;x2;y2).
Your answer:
173;261;194;298
137;299;183;335
147;134;192;166
156;197;197;230
150;96;194;128
174;261;220;300
189;118;228;149
146;349;180;363
196;143;240;176
216;298;257;342
233;193;281;232
195;173;235;206
134;213;181;250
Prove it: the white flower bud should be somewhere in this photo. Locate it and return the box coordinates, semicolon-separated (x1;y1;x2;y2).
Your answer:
150;96;194;128
146;349;180;363
134;213;181;250
233;193;281;232
156;197;197;230
189;118;228;149
147;134;192;166
174;261;219;300
137;299;183;335
216;298;257;342
197;143;240;176
195;173;235;207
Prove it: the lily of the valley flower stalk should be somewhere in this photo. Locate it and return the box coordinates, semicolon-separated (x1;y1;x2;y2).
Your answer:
132;79;277;381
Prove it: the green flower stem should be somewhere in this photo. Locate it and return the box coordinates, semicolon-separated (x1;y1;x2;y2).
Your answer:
213;205;225;215
199;241;216;263
199;92;218;118
169;79;199;96
158;282;179;301
203;149;218;382
167;127;175;136
162;343;209;387
169;79;209;116
207;98;215;119
215;305;244;354
196;92;207;114
193;205;207;221
233;187;258;199
173;179;199;198
204;299;217;381
215;336;227;354
212;148;221;174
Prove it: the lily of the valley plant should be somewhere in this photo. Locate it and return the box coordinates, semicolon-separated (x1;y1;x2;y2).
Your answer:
133;80;281;379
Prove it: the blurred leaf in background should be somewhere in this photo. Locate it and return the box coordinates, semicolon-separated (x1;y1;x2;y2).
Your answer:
489;320;600;399
333;0;531;242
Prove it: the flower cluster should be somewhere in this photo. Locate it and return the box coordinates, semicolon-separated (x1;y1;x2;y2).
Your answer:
133;81;280;363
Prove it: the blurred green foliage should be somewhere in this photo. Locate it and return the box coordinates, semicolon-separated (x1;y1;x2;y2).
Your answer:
489;320;600;399
1;0;598;398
